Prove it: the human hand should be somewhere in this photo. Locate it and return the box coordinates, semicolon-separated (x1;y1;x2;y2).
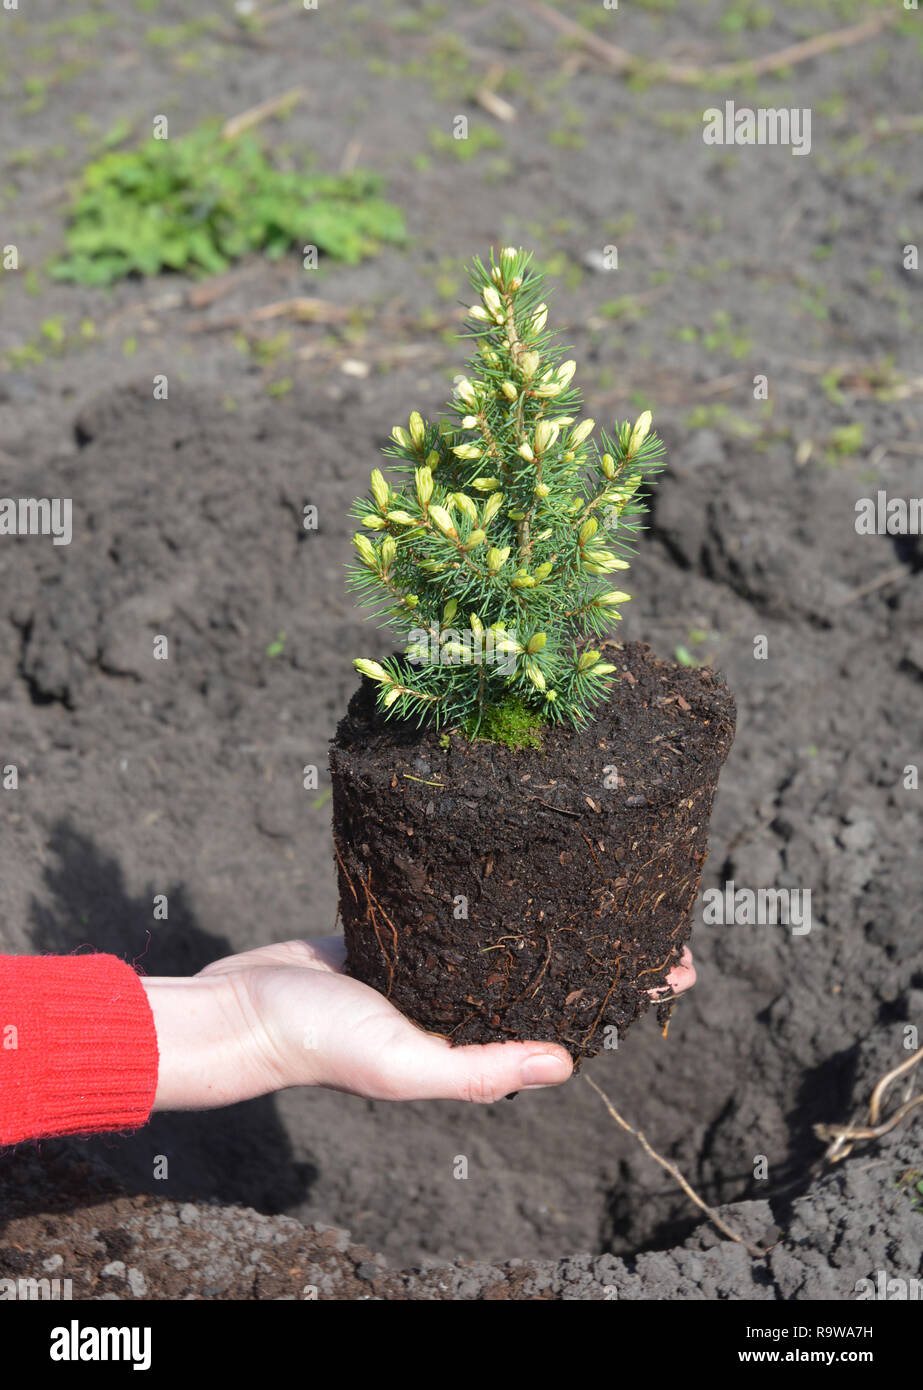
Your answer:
649;945;696;998
145;937;572;1110
144;938;694;1113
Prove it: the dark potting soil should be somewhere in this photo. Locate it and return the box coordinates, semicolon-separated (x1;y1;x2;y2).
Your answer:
331;642;735;1060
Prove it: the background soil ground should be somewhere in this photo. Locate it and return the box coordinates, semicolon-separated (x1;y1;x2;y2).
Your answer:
1;0;921;1295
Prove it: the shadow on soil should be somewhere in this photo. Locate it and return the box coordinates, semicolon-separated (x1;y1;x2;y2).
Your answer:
1;821;319;1229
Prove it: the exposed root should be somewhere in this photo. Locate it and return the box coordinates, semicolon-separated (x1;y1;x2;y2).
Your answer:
333;842;358;902
580;832;604;872
635;950;675;980
659;999;678;1039
870;1045;923;1127
577;957;623;1059
334;847;395;995
815;1045;923;1162
526;935;553;1000
361;870;399;998
585;1074;773;1259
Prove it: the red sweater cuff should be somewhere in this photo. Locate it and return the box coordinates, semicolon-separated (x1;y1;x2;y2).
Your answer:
0;953;160;1145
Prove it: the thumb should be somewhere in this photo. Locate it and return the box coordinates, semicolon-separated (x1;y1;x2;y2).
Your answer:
366;1034;574;1104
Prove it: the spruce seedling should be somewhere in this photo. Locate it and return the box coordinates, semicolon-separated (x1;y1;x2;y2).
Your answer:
349;247;666;735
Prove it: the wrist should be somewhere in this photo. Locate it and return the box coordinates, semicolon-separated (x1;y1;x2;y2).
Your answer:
142;973;278;1111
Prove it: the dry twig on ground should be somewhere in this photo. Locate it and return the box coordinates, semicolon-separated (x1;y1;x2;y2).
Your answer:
517;0;900;86
221;87;307;140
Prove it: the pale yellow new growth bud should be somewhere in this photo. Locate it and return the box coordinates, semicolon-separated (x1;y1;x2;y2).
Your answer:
425;450;440;468
391;426;410;449
530;304;548;334
526;660;546;690
534;419;559;454
452;492;478;523
461;415;478;429
382;687;401;708
455;377;478;409
520;350;540;380
470;613;484;637
363;514;386;531
408;411;425;447
487;546;509;573
570;418;595;447
509;276;522;291
471;477;501;492
469;305;491;321
578;517;599;546
463;529;487;548
533;561;553;580
500;246;518;266
353;533;377;567
534;483;551;499
600;453;616;479
511;574;536;589
452;443;483;460
380;537;397;567
594;663;618;676
518;441;535;462
429;505;457;537
386;510;416;526
501;381;518;401
370;469;389;509
415;467;433;508
526;633;547;654
481;492;503;524
482;286;503;317
557;360;577;388
577;650;601;672
597;589;632;606
354;659;390;683
627;410;652;456
443;598;458;624
582;548;623;571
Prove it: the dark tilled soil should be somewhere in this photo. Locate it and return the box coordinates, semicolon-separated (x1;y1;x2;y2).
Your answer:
333;644;735;1057
1;1013;920;1299
1;0;922;1292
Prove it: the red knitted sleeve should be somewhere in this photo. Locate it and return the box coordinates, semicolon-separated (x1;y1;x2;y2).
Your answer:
0;954;160;1145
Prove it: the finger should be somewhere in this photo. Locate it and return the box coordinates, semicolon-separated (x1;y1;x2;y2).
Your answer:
667;946;696;994
647;946;696;998
361;1029;574;1104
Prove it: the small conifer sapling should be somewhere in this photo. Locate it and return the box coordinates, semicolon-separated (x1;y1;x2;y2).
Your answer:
347;247;665;741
